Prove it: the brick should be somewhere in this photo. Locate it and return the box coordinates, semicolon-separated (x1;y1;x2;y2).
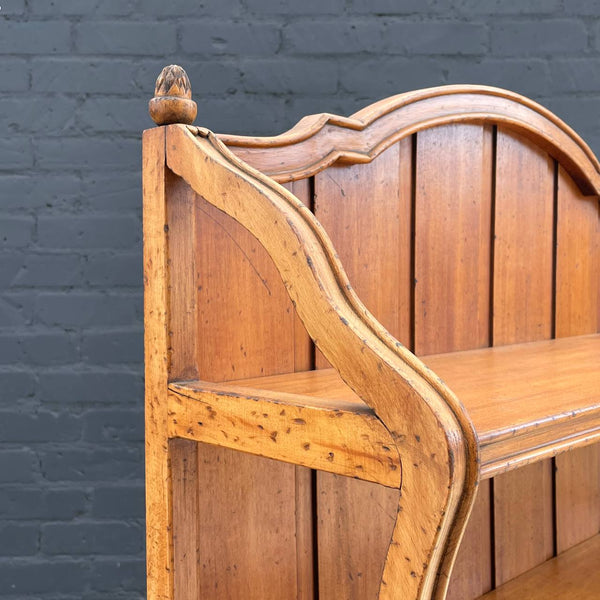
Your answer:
349;0;455;13
85;253;142;287
92;484;145;518
0;137;34;170
36;138;140;170
0;216;33;248
1;174;82;210
0;449;38;483
39;371;143;405
284;19;384;54
0;488;86;520
30;0;136;15
550;59;600;93
444;58;551;98
242;58;339;94
141;0;242;16
38;215;141;250
82;172;141;210
13;254;82;288
563;0;600;15
20;331;78;366
33;58;138;94
455;0;561;13
0;335;21;364
250;0;346;13
0;524;38;556
0;560;88;594
0;22;71;54
90;558;146;592
82;330;143;364
0;0;26;14
35;292;140;327
384;21;488;55
340;57;447;95
40;447;143;481
0;58;29;91
0;295;29;327
83;409;143;442
78;97;154;133
0;370;36;400
181;21;281;55
0;255;22;289
0;97;78;135
491;20;588;56
75;22;176;55
0;411;80;442
543;97;600;143
42;522;143;555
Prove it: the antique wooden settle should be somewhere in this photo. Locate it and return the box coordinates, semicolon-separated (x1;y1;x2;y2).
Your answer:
143;65;600;600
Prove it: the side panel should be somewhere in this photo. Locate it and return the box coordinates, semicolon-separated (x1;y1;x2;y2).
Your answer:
168;174;312;599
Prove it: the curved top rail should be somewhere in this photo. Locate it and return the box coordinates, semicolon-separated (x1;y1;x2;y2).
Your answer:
165;123;479;599
213;85;600;195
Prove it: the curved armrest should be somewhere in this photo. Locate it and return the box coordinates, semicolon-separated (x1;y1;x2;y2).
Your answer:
164;123;479;600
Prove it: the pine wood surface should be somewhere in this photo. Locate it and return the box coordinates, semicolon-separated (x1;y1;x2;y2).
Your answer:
477;534;600;600
144;69;600;600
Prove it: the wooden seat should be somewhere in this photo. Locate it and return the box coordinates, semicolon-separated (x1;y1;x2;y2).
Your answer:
143;65;600;600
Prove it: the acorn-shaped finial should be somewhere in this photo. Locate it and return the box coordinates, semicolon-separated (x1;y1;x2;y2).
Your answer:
149;65;197;126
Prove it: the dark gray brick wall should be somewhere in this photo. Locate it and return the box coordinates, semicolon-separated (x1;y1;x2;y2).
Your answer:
1;1;599;597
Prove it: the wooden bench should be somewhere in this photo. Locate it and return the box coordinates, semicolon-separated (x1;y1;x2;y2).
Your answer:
143;65;600;600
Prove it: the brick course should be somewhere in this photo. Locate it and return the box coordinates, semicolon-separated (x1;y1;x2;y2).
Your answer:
1;1;599;597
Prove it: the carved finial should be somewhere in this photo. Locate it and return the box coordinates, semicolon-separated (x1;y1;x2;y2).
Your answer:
149;65;197;126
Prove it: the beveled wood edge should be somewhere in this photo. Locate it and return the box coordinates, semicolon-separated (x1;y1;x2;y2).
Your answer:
481;422;600;480
164;123;480;600
206;85;600;194
167;381;402;487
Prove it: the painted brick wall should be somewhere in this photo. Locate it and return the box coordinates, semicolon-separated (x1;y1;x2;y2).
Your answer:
1;1;599;597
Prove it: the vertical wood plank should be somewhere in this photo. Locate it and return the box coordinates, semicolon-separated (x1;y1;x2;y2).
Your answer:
415;124;493;355
554;166;600;553
196;446;298;599
313;140;411;599
171;439;199;599
414;124;494;599
446;481;492;600
143;128;174;600
492;128;555;586
185;189;304;598
493;462;554;585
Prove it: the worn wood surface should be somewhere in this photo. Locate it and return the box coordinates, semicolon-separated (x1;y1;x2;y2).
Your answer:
165;124;479;600
313;138;410;598
478;534;600;600
143;127;173;600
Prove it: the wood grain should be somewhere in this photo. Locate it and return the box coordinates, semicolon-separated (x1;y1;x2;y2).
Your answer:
143;127;174;600
415;124;492;355
554;166;600;555
492;129;555;586
313;140;411;598
479;533;600;600
216;86;600;196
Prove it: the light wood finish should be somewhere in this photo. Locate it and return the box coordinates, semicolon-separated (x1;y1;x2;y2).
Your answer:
143;127;173;600
554;166;600;555
217;86;600;195
313;137;412;598
414;124;493;355
478;534;600;600
198;334;600;479
167;380;401;486
144;68;600;600
165;123;479;600
492;128;556;586
149;65;197;126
